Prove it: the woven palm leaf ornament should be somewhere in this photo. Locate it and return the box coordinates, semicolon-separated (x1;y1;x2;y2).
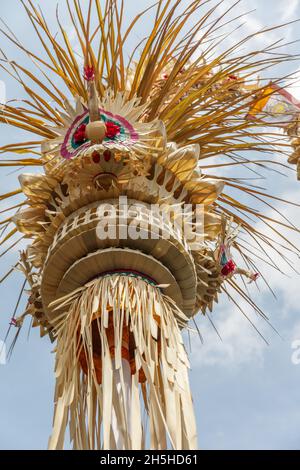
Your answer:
0;0;300;450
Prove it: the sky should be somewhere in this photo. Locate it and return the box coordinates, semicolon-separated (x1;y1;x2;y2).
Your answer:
0;0;300;450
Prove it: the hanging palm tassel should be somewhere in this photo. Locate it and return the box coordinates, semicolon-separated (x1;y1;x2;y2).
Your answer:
48;274;197;450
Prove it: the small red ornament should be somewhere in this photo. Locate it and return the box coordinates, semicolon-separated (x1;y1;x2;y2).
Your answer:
92;151;101;164
83;65;95;82
105;121;121;139
103;150;112;162
221;259;236;276
74;123;87;144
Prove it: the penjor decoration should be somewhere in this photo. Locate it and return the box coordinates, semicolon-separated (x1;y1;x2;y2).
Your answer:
0;0;300;450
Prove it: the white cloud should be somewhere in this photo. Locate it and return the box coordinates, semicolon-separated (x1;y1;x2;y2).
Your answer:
252;189;300;312
190;185;300;369
209;0;280;54
279;0;299;21
287;66;300;101
190;296;267;368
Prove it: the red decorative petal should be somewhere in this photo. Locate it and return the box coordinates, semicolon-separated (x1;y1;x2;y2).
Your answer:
105;121;121;139
74;123;87;144
92;151;101;164
103;150;112;162
83;65;95;82
221;259;236;276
